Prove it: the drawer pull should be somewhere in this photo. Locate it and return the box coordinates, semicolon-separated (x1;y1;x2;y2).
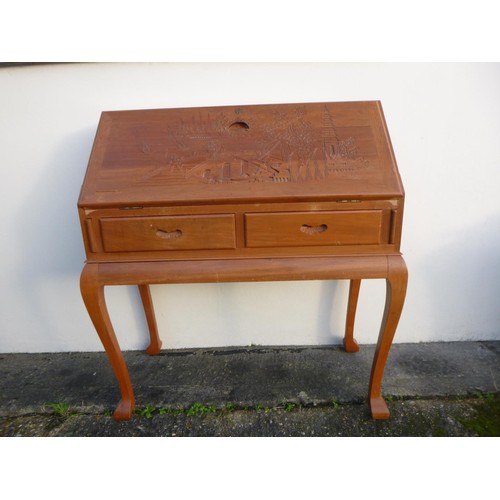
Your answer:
228;120;250;131
300;224;328;235
155;228;183;240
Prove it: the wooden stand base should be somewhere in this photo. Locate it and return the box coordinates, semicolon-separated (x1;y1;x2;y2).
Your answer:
80;255;407;421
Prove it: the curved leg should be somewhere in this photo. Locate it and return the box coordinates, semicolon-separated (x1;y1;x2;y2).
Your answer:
80;264;135;420
344;279;361;353
138;285;162;355
369;256;408;419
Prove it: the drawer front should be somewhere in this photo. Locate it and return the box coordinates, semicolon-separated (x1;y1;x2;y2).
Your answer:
100;214;236;252
245;211;385;248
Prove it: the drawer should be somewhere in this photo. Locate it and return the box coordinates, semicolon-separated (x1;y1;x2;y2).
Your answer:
100;214;236;252
245;211;385;248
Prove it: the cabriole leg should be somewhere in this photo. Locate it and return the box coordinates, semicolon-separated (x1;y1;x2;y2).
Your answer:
369;256;408;419
344;279;361;353
80;264;135;420
138;284;162;355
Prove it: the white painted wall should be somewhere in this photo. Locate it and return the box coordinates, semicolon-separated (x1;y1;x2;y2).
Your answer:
1;62;499;353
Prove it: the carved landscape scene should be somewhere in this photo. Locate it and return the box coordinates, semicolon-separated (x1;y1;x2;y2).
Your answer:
130;105;372;185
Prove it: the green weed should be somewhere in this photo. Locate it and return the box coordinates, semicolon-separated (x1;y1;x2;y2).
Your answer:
158;407;183;415
136;404;156;418
186;403;217;416
44;402;70;418
224;402;237;413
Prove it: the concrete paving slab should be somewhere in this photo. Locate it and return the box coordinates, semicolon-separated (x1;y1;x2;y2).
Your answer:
0;341;499;436
0;398;485;437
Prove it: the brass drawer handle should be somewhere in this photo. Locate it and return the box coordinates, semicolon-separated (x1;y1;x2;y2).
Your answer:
156;228;183;239
300;224;328;235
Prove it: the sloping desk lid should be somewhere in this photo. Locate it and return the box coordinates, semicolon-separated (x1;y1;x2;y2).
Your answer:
79;101;404;207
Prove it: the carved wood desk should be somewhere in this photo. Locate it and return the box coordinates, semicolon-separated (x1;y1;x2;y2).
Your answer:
78;101;407;420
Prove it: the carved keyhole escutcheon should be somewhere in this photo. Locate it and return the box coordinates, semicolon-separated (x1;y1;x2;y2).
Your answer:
155;228;183;240
300;224;328;235
228;121;250;132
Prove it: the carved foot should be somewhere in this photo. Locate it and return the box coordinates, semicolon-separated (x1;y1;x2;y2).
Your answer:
113;398;135;421
146;340;162;356
343;337;360;353
369;396;390;420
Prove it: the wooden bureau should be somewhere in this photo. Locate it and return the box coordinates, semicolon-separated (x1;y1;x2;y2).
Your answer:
78;101;407;420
